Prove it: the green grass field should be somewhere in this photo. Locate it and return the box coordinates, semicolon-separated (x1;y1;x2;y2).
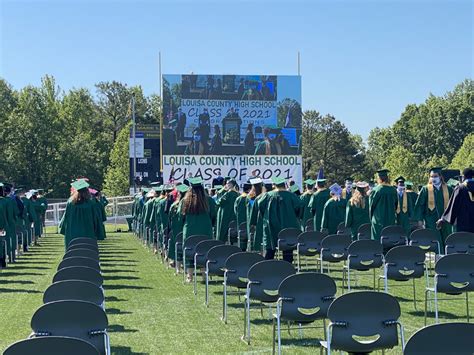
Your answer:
0;226;470;354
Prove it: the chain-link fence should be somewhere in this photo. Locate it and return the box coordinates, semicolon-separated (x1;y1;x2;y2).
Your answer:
45;196;135;230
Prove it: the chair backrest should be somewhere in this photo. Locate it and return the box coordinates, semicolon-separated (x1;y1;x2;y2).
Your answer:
53;266;103;287
183;235;211;260
297;231;326;256
43;280;104;306
194;240;224;267
384;245;426;280
435;253;474;293
58;257;101;272
347;239;383;270
277;228;302;251
278;272;337;322
327;291;401;353
445;232;474;255
227;220;238;243
357;223;371;240
404;322;474;355
224;252;265;288
409;228;441;254
67;243;99;252
63;248;99;261
304;218;314;232
68;237;98;247
247;260;295;303
321;234;352;262
3;336;100;355
238;222;248;239
337;222;351;236
176;232;183;244
381;225;407;249
31;300;108;354
206;245;242;276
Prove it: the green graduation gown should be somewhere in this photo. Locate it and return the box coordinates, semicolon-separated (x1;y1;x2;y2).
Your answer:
59;198;99;248
21;197;36;244
414;184;453;249
396;191;414;237
321;198;346;235
4;197;18;257
215;190;239;242
309;188;331;232
168;200;183;261
179;196;217;240
31;199;43;236
263;190;301;250
299;191;314;227
369;184;398;240
248;193;268;252
233;193;248;227
92;198;107;240
158;197;170;242
0;197;10;258
345;197;370;239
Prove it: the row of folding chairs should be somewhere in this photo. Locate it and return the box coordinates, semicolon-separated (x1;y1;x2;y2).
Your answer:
4;237;110;355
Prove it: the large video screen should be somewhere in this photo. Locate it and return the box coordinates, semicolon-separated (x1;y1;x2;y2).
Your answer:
162;74;302;185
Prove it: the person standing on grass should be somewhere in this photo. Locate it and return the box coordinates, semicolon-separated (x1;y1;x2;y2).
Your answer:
215;179;239;243
179;177;216;282
90;188;107;241
345;181;370;240
168;184;188;268
321;183;346;235
59;179;100;248
369;169;398;240
299;179;315;229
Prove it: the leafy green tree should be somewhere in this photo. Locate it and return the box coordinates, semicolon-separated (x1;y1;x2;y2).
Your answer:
103;123;131;196
384;146;425;186
450;133;474;170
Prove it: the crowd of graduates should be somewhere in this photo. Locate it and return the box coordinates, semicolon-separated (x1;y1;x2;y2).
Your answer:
0;184;48;267
131;166;474;281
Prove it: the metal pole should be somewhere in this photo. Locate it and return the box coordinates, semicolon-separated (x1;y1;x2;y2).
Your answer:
297;51;301;76
132;93;137;193
159;51;163;176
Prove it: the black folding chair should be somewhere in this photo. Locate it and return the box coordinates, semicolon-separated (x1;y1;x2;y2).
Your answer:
53;266;103;288
357;223;371;240
319;234;352;277
68;237;98;247
44;280;104;307
345;239;383;291
3;336;100;355
227;220;238;245
243;260;295;344
296;231;326;272
380;245;427;309
336;222;351;236
63;248;99;261
425;253;474;325
30;300;109;355
445;232;474;255
182;235;211;283
193;239;224;295
58;257;101;272
320;291;405;354
380;225;408;251
276;228;301;261
237;222;248;251
409;228;441;255
273;272;336;355
304;218;314;232
174;232;183;274
404;322;474;355
205;244;241;306
222;252;264;323
67;243;99;252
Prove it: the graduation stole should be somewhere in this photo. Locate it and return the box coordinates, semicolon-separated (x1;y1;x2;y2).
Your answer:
427;183;449;211
342;189;347;199
396;191;408;214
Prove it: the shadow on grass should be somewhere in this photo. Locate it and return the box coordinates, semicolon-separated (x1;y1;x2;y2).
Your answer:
101;269;137;274
105;296;127;302
6;265;51;270
408;310;460;319
110;346;148;355
103;275;140;281
1;279;35;285
106;308;133;315
100;260;138;264
0;271;43;277
105;285;152;291
0;288;41;294
108;324;139;333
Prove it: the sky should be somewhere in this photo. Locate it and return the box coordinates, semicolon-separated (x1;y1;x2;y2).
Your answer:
1;0;472;138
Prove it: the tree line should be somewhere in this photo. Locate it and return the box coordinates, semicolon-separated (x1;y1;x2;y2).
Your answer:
0;76;472;197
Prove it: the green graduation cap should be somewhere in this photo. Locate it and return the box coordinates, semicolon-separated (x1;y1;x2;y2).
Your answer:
214;185;223;190
71;179;89;191
0;182;3;187
376;169;390;178
176;184;190;193
154;185;163;192
405;181;414;188
447;178;459;187
316;178;327;183
304;179;316;186
142;188;150;193
188;177;203;186
429;166;443;174
289;184;300;193
272;176;287;185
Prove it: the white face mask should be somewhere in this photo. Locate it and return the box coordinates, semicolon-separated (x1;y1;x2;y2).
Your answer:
397;186;405;193
431;177;441;185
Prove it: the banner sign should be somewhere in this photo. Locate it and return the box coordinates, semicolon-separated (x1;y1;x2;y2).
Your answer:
129;124;161;187
163;155;303;186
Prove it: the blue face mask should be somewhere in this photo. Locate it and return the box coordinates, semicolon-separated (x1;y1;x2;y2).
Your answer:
431;177;441;185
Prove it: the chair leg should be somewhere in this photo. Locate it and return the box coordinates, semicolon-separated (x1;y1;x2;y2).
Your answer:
424;289;429;326
413;278;417;310
193;256;198;295
222;275;227;323
277;314;282;355
272;317;276;355
466;292;470;323
434;288;439;324
373;268;376;290
205;265;210;307
347;267;351;291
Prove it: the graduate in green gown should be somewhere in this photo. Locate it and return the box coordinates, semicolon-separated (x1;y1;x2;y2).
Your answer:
394;177;414;237
299;179;315;228
263;177;301;262
59;180;100;248
168;184;188;266
90;188;107;241
321;183;346;235
0;183;8;267
145;188;159;247
30;191;43;242
2;184;19;261
215;179;240;242
157;185;174;253
369;169;398;240
414;167;453;250
309;178;331;232
234;183;250;250
37;189;48;231
246;178;265;252
178;177;217;282
341;177;354;203
19;189;36;249
345;181;370;239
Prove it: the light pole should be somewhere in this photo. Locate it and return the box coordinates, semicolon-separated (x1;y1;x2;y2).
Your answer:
132;93;137;193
